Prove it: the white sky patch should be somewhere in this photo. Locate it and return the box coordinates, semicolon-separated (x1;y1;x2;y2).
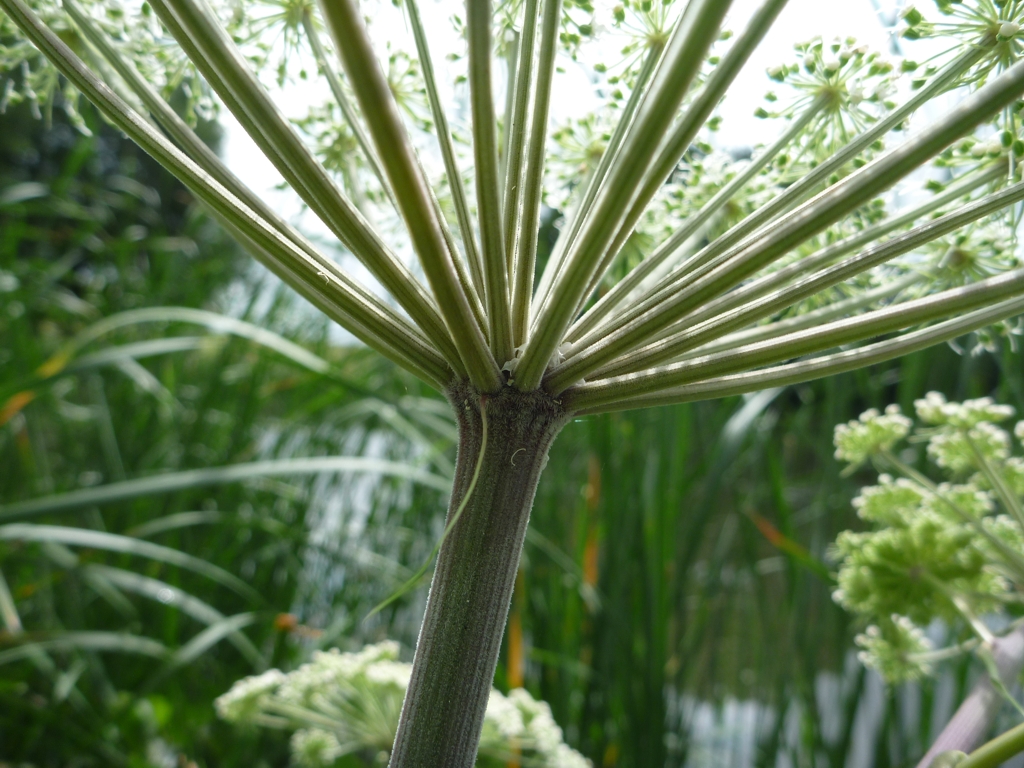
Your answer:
220;0;919;329
714;0;899;150
223;0;906;207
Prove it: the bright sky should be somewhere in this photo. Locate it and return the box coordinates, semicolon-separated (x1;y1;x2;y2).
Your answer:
223;0;907;209
220;0;912;306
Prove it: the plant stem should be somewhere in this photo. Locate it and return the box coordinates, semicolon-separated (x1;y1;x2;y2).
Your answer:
617;46;987;323
568;294;1024;413
590;176;1024;380
551;60;1024;391
2;0;452;383
567;92;827;343
151;0;462;371
319;0;501;392
511;0;562;347
556;267;1024;399
300;9;397;210
405;0;486;298
389;383;570;768
466;0;514;364
514;0;732;391
570;0;791;316
532;40;664;316
964;431;1024;533
958;722;1024;768
915;623;1024;764
502;0;539;276
677;274;920;359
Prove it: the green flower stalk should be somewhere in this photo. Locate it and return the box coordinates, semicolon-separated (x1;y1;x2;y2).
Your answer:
900;0;1024;87
7;0;1024;763
759;36;900;163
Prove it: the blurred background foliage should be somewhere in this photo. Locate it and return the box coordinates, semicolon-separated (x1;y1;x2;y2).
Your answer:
2;93;1024;768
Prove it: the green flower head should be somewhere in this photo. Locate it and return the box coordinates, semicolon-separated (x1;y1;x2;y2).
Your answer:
834;405;912;467
832;517;991;626
855;615;934;684
214;668;287;723
915;391;1016;427
927;421;1012;473
852;474;927;526
290;728;344;768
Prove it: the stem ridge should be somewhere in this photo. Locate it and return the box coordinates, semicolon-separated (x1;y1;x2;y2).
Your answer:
389;383;570;768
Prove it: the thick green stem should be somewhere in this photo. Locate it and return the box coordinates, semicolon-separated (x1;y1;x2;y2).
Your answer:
405;0;486;298
511;0;562;347
389;383;569;768
959;721;1024;768
514;0;732;391
467;0;514;364
566;92;827;343
532;41;664;316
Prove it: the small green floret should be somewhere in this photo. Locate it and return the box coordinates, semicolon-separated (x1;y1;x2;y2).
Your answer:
915;392;1016;427
833;405;912;466
926;422;1011;473
855;615;933;683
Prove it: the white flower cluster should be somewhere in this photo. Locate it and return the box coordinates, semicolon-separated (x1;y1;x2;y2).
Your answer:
914;392;1016;428
216;642;591;767
852;474;925;525
926;421;1012;473
479;689;590;768
908;393;1016;474
855;615;934;683
833;393;1024;687
833;405;912;466
214;668;287;722
291;729;344;768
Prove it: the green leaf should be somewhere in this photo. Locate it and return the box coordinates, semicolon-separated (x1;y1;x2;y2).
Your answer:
0;632;168;667
148;612;259;684
83;565;265;669
0;524;261;601
0;456;452;521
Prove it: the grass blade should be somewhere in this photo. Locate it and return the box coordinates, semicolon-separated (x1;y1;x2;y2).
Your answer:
85;564;265;669
0;524;262;601
0;456;452;521
0;632;168;667
148;612;259;684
